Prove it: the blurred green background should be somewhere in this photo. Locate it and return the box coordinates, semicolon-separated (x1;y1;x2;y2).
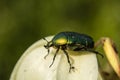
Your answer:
0;0;120;80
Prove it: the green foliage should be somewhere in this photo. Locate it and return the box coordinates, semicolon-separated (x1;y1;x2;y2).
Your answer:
0;0;120;80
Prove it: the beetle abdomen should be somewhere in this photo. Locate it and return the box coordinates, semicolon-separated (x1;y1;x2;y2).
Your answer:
63;32;94;48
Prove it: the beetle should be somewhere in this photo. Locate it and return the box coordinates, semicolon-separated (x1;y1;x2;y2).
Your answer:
43;31;103;72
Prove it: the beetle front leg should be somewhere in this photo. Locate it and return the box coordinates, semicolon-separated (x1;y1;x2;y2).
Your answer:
44;48;50;59
49;48;59;68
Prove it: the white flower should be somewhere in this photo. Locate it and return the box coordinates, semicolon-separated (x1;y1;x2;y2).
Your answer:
10;36;102;80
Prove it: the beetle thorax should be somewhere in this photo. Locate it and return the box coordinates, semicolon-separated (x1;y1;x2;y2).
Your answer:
54;38;67;45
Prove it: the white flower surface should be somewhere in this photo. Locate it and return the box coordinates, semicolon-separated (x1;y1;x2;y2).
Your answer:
10;36;102;80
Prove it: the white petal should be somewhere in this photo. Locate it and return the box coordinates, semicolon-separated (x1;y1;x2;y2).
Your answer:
10;36;100;80
57;51;98;80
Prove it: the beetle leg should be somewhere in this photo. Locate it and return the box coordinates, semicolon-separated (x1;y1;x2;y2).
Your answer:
63;50;74;72
87;50;104;58
73;47;85;51
92;50;104;58
49;48;59;68
44;49;50;59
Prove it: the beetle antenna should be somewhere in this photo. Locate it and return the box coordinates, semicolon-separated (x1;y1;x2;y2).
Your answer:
43;37;49;43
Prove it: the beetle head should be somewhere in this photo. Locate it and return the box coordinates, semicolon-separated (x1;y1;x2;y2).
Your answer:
43;38;53;49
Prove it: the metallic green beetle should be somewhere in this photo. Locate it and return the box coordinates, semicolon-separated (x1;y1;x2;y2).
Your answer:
43;32;102;72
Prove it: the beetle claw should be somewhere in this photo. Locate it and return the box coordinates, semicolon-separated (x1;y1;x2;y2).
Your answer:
69;66;75;73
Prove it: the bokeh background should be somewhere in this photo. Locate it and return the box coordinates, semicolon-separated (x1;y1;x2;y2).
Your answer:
0;0;120;80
